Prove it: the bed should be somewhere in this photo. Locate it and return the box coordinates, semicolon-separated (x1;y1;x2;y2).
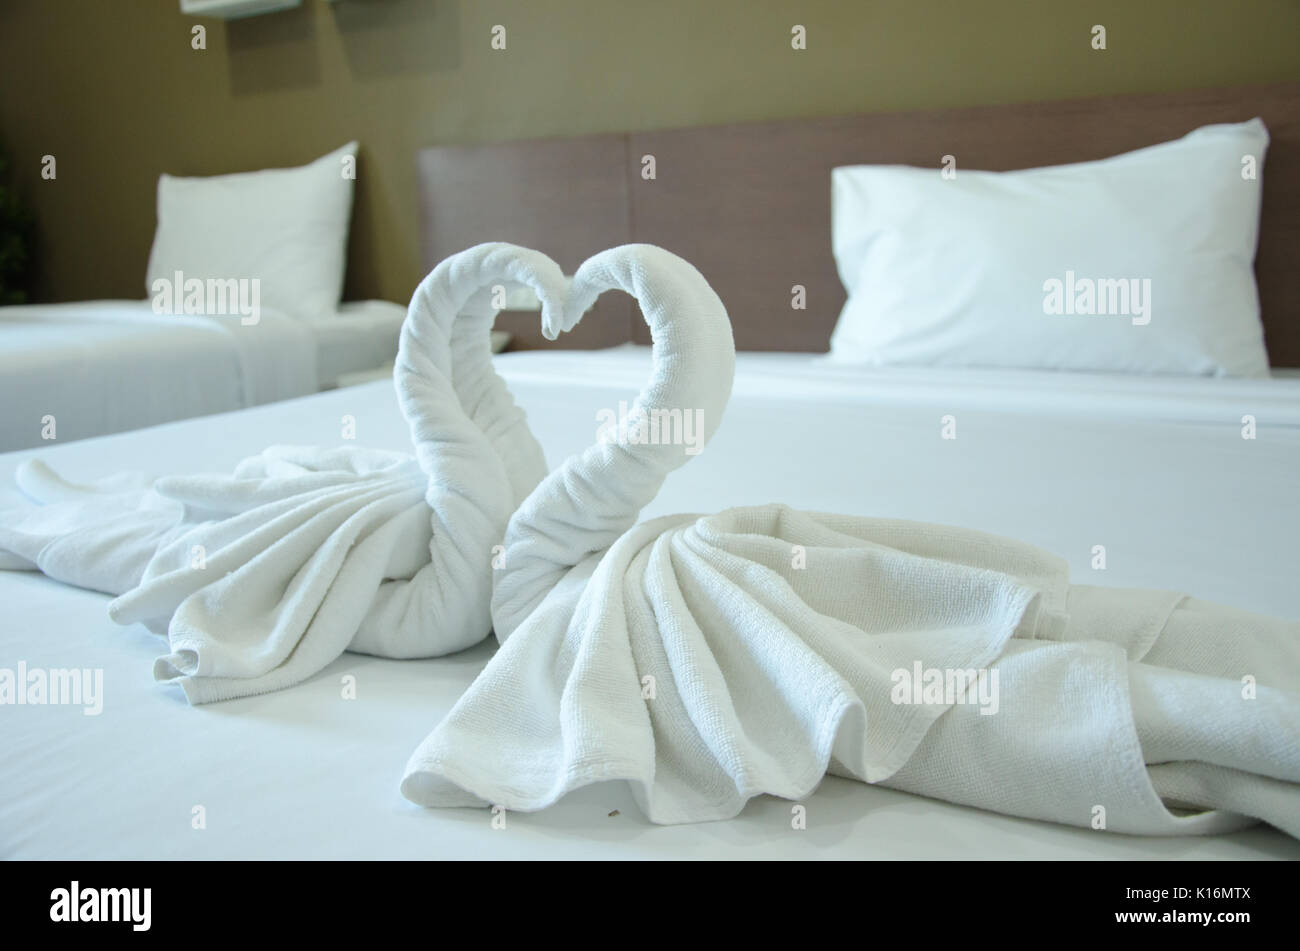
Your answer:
2;348;1298;858
0;298;406;451
0;141;408;452
3;83;1299;859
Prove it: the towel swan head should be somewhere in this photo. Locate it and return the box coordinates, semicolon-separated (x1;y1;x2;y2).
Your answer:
489;243;736;641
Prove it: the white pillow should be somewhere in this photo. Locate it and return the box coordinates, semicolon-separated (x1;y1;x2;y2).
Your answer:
146;142;357;321
829;120;1270;376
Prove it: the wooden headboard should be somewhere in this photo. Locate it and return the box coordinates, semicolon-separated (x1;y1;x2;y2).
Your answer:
417;82;1300;366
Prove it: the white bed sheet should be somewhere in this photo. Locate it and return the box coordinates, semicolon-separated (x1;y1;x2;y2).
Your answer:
2;347;1298;859
0;299;406;452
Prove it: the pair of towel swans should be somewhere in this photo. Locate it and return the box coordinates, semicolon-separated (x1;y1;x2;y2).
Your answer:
3;243;1297;835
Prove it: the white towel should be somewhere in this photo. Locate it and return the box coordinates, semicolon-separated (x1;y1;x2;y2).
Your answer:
402;243;1300;838
0;243;569;702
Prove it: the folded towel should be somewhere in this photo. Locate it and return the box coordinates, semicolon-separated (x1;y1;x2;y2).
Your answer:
402;243;1300;837
0;243;566;702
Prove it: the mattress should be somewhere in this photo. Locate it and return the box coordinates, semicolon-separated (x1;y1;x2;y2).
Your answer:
2;347;1297;859
0;299;407;451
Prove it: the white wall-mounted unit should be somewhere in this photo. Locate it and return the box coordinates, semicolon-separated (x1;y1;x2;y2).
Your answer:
180;0;302;19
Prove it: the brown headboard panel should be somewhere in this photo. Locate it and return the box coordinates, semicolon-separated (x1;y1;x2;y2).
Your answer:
418;82;1300;366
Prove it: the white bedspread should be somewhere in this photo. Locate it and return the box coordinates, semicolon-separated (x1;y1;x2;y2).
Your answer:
1;347;1297;858
0;301;317;451
0;299;409;452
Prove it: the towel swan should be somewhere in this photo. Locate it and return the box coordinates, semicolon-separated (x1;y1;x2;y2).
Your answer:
0;243;570;702
402;243;1300;838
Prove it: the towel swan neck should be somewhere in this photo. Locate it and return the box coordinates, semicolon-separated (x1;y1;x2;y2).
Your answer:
327;242;568;657
396;242;564;512
490;244;736;641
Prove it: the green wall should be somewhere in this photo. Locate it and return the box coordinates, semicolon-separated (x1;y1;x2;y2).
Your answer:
1;0;1298;304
